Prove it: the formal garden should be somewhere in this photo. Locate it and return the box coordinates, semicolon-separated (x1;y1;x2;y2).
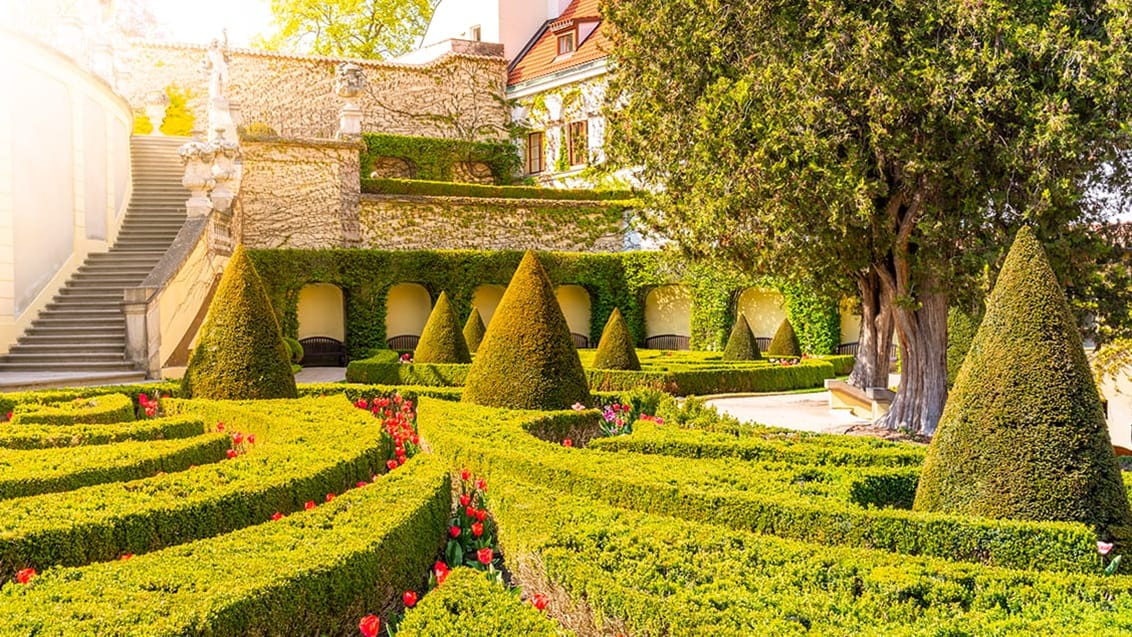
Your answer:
0;226;1127;635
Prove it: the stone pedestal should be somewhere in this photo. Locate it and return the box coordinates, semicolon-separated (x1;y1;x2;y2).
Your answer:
334;62;367;140
337;102;363;140
178;141;215;217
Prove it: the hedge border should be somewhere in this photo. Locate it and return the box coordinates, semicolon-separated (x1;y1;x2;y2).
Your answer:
11;393;136;426
0;416;205;450
397;567;568;636
362;177;633;202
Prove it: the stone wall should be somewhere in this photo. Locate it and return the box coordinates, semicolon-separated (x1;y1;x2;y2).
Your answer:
359;195;625;252
117;40;510;140
236;138;363;249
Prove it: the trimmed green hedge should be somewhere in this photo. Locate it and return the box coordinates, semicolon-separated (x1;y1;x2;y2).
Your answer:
488;479;1132;635
0;454;449;636
0;383;181;417
345;360;471;386
0;416;205;450
586;359;834;395
0;434;230;500
820;354;856;376
398;568;568;636
298;382;465;403
361;133;520;184
0;396;390;580
11;393;135;425
418;398;1104;573
362;177;633;202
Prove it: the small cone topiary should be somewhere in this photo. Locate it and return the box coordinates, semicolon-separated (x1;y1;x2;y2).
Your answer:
462;251;589;410
414;292;471;364
723;313;761;361
181;245;297;399
766;318;801;357
592;308;641;370
914;227;1132;545
463;307;486;354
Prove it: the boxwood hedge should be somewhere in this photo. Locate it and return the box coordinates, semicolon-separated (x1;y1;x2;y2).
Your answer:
0;416;206;450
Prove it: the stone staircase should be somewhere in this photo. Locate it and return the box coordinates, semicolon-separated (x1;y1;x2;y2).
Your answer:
0;136;189;376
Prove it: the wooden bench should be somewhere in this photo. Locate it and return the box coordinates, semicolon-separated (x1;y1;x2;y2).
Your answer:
644;334;690;350
386;335;420;350
571;333;590;348
298;337;347;367
755;337;771;352
825;379;894;420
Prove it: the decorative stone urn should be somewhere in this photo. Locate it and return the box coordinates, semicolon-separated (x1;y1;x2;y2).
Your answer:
144;91;169;135
178;141;216;217
334;62;367;139
209;140;241;213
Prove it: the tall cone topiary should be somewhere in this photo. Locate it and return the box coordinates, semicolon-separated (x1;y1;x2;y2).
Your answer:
182;246;297;399
914;227;1132;545
766;318;801;357
462;251;589;410
592;308;641;370
414;292;471;364
463;307;486;354
723;313;761;361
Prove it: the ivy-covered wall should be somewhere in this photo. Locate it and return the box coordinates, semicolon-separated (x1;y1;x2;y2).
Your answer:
248;250;842;360
361;134;521;184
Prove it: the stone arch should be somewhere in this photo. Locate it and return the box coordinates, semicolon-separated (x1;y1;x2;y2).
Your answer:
369;156;415;179
737;288;788;341
555;284;592;348
644;285;692;349
385;283;432;348
297;283;346;342
471;284;506;327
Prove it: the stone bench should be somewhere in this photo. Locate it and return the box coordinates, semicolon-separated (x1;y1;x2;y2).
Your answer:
825;379;894;420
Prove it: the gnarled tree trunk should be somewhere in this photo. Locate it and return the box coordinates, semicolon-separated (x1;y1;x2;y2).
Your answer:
849;270;894;390
877;285;949;435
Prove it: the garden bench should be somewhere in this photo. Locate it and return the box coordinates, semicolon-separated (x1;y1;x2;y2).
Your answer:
386;334;420;350
571;333;590;348
298;337;347;367
825;379;893;420
644;334;690;350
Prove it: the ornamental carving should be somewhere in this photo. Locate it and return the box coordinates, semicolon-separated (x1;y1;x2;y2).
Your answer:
334;62;367;99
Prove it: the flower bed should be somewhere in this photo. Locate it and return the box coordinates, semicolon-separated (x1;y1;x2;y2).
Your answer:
396;567;567;636
417;398;1103;573
0;453;449;635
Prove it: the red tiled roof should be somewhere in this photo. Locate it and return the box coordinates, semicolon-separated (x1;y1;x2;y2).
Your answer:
508;0;610;86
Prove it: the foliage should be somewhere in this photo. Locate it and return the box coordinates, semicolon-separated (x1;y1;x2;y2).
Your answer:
413;292;471;364
237;121;279;139
0;416;205;450
397;568;565;636
592;308;641;370
346;361;470;386
283;337;305;364
132;112;153;135
361;134;521;185
362;177;634;201
11;393;135;425
722;313;760;361
1094;338;1132;386
915;228;1132;545
462;251;590;410
158;84;194;137
182;246;298;400
767;319;801;357
462;308;486;354
256;0;434;59
603;0;1132;432
945;307;979;388
585;360;833;395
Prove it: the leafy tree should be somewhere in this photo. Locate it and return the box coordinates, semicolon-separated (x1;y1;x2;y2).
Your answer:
604;0;1132;434
256;0;435;59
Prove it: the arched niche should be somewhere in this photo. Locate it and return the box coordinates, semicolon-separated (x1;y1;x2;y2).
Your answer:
471;284;506;327
737;288;788;340
555;284;592;347
386;283;432;348
644;285;692;349
297;283;346;342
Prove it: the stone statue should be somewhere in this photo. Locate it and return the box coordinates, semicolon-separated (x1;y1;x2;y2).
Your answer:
334;62;367;98
202;36;230;99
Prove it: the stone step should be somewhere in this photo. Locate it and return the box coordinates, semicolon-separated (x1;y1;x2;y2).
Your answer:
1;350;128;363
0;360;140;373
12;341;124;353
24;326;125;338
32;317;125;329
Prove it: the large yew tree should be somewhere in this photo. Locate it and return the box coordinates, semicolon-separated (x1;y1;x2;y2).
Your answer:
604;0;1132;434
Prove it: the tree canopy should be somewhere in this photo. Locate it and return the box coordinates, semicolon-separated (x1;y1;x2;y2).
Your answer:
256;0;435;59
604;0;1132;433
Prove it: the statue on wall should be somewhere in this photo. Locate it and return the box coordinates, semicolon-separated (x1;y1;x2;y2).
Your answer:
201;33;230;100
334;62;367;99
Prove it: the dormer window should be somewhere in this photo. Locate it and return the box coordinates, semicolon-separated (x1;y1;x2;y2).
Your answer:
469;25;481;41
557;31;576;56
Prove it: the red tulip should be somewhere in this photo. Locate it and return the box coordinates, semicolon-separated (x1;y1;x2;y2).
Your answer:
465;506;476;518
475;479;487;492
15;568;36;584
216;422;225;432
120;554;133;560
475;509;487;522
460;469;471;481
325;493;336;502
449;526;461;538
471;522;483;537
357;481;368;488
354;399;369;410
271;512;283;521
358;614;380;637
386;460;398;471
247;434;256;444
433;561;450;585
1098;541;1115;556
403;590;418;607
459;494;471;507
226;449;238;459
232;432;244;445
563;439;573;447
531;593;549;611
304;501;315;510
476;547;493;565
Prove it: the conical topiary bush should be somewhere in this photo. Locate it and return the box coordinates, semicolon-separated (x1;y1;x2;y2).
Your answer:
914;227;1132;545
462;251;589;410
463;307;486;354
181;245;298;399
592;308;641;370
414;292;471;364
723;313;761;361
766;318;801;357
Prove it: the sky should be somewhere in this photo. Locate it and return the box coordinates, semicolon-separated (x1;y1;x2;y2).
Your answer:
147;0;275;47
